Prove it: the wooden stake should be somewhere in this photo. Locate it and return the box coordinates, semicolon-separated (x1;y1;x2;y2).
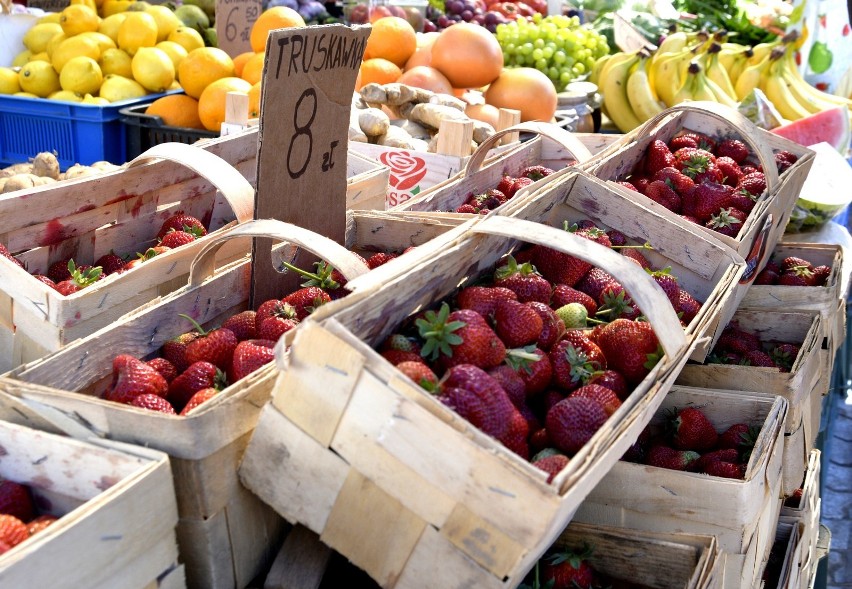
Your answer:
435;119;474;157
496;108;521;145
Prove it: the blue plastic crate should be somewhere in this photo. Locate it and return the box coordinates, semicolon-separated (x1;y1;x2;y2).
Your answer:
0;92;175;170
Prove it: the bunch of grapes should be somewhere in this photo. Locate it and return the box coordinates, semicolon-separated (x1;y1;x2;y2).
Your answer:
427;0;511;32
496;14;610;91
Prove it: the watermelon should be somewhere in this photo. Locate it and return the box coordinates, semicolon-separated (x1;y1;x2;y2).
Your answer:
785;142;852;232
771;106;851;154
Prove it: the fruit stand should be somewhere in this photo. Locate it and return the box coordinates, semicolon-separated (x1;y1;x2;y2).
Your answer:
0;0;852;587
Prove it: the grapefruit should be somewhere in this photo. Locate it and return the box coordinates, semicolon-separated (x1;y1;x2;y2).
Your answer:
430;23;502;89
485;67;557;122
397;65;451;94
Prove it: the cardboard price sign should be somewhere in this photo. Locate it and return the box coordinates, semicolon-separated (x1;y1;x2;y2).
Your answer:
613;11;656;53
252;24;370;305
216;0;262;57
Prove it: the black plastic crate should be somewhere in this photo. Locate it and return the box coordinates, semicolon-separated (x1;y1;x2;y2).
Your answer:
120;103;217;160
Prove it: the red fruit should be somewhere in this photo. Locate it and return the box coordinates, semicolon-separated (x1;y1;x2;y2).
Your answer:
597;279;640;321
545;397;608;455
676;289;702;324
180;388;219;415
146;357;178;383
715;156;743;186
588;369;628;400
781;256;815;273
159;229;196;249
157;211;207;239
526;301;565;351
551;285;597;315
693;448;741;472
812;265;831;286
283;287;332;320
47;258;72;283
754;268;779;285
255;300;296;333
381;349;423;366
574;267;619;304
488;365;527;408
570;383;622;416
718;423;758;452
717;139;749;163
506;346;553;396
493;256;551;303
632;176;650;193
622;248;651;269
669;407;719;451
682;182;734;222
531;227;611;287
521;165;555;180
167;361;224;411
775;150;798;172
668;134;699;150
653;166;696;195
644;180;682;212
0;514;28;548
105;354;169;404
606;229;628;247
644;139;676;174
714;325;761;355
676;148;716;178
494;299;544;348
258;316;299;341
456;285;518;318
729;189;758;214
130;393;176;414
124;246;170;270
706;207;747;237
541;545;597;589
162;332;201;373
532;454;569;483
32;275;58;291
439;364;515;439
508;176;534;198
417;304;506;369
26;515;58;536
0;480;34;522
676;132;716;152
595;319;661;384
496;176;515;195
94;253;127;275
230;339;276;382
740;165;759;176
616;180;638;192
498;408;530;459
549;336;604;392
703;460;746;479
365;252;398;269
455;204;477;214
52;260;103;296
745;349;779;368
770;343;800;371
180;314;238;370
736;172;766;196
221;310;258;341
397;361;439;391
646;445;700;471
648;268;680;308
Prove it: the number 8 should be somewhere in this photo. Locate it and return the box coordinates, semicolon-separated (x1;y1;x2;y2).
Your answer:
287;88;316;179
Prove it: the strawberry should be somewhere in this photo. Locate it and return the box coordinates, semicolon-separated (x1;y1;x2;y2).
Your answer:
531;226;611;287
551;285;597;315
740;165;760;176
0;480;34;522
622;248;652;269
778;270;814;287
729;188;758;214
529;427;551;454
717;139;749;163
26;515;57;536
417;304;506;370
159;229;196;249
0;244;24;269
754;267;779;285
676;289;702;324
508;176;534;198
811;265;830;286
648;267;680;307
644;139;676;174
521;165;555;180
545;397;608;455
588;369;628;400
745;349;779;368
718;423;759;454
706;207;746;237
770;343;800;371
646;445;700;470
549;337;605;392
221;310;258;341
498;408;530;459
94;253;127;275
439;364;515;438
283;287;331;320
124;246;170;270
653;166;695;195
632;176;650;193
0;514;28;549
715;156;743;186
456;286;518;318
104;355;169;404
47;258;72;283
692;448;741;472
180;314;238;370
146;357;178;383
506;346;552;396
468;189;504;211
668;134;699;150
381;349;423;365
230;339;276;382
644;180;682;212
397;361;438;391
255;300;296;332
616;180;638;192
365;252;398;269
162;332;201;373
532;454;569;483
157;211;207;239
703;460;745;479
54;260;103;296
32;275;58;291
714;325;761;355
775;150;797;172
595;319;661;384
575;267;619;303
680;132;716;152
180;388;219;416
668;407;718;451
597;281;640;321
606;229;628;247
493;256;551;303
541;545;597;589
258;316;299;341
682;182;734;222
781;256;814;273
130;393;177;414
554;303;588;330
454;204;477;214
487;365;527;407
570;383;621;416
167;361;225;412
736;172;766;196
494;299;543;348
496;176;515;195
526;302;565;350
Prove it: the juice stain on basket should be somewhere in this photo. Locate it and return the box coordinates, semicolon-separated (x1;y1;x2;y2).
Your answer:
43;219;69;246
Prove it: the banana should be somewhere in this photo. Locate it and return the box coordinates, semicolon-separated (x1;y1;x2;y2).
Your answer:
652;46;696;107
601;52;644;132
672;62;700;105
704;44;738;101
726;48;754;86
779;48;852;108
747;40;780;66
703;73;739;108
691;63;718;102
653;31;689;64
760;54;812;120
626;55;665;123
735;54;770;101
589;54;612;87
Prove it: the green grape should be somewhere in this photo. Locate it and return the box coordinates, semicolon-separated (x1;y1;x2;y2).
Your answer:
533;38;545;49
542;46;554;59
553;50;566;64
535;58;548;71
532;48;543;61
560;70;571;84
548;66;559;79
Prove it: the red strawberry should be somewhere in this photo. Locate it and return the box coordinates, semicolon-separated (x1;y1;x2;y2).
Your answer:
283;287;331;320
692;448;741;472
736;172;766;196
632;176;650;193
258;316;299;341
526;302;565;350
32;275;58;291
718;423;758;452
606;229;628;247
455;204;477;214
94;253;127;275
616;180;638;192
159;229;196;249
506;346;553;396
157;211;207;239
522;165;555;180
146;357;178;383
546;397;608;455
653;166;696;195
162;332;201;373
740;165;759;176
682;182;734;222
714;325;761;355
649;268;680;307
729;188;758;214
745;349;779;368
54;260;103;296
381;349;423;366
397;361;438;391
595;319;661;384
439;364;515;438
551;285;597;316
575;267;619;304
130;393;176;414
0;480;34;522
754;267;779;285
781;256;814;273
0;514;28;549
703;460;745;479
676;148;716;177
230;338;276;382
715;156;743;186
644;180;682;212
778;271;813;287
646;445;700;470
680;132;716;152
644;139;676;174
570;383;622;416
668;407;718;451
167;361;224;411
717;139;749;163
498;408;530;459
180;388;219;416
221;310;258;341
255;300;296;332
588;369;628;400
508;176;534;198
668;134;699;150
456;286;518;318
493;299;543;348
622;248;652;269
493;256;551;303
0;243;24;269
496;176;514;195
104;355;169;404
180;315;238;370
541;545;597;589
365;252;398;269
532;454;569;483
775;150;797;172
812;265;831;286
597;279;640;321
549;336;605;392
676;289;702;324
26;515;58;536
531;226;611;287
529;427;551;454
706;207;747;237
124;246;170;270
770;343;800;371
487;365;527;407
417;304;506;370
47;258;72;283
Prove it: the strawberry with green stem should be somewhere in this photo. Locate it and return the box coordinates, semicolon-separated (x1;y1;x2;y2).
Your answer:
179;314;238;371
416;303;506;370
540;543;597;589
494;255;551;303
54;259;103;296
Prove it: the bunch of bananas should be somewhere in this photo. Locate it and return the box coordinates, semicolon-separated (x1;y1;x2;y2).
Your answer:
591;31;852;133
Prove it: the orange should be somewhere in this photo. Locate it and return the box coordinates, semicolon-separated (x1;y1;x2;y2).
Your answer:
198;76;251;131
240;51;265;85
248;81;261;118
356;58;401;90
249;7;305;54
232;50;255;78
145;94;204;129
363;17;416;68
178;46;235;99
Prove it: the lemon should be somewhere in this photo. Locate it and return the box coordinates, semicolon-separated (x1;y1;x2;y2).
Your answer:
23;23;63;54
28;52;50;63
146;5;181;42
101;0;134;17
0;68;21;94
19;61;61;97
155;40;188;71
13;50;32;67
14;92;40;98
49;90;85;102
99;74;147;101
52;35;100;74
70;0;98;11
99;47;133;77
168;79;182;90
82;93;110;104
131;47;174;92
46;33;66;59
117;11;158;56
78;32;116;54
98;13;127;42
59;4;100;37
37;13;62;24
167;26;204;53
60;56;104;94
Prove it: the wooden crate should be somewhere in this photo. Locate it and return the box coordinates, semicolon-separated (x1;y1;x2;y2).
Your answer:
502;167;746;362
0;419;182;589
239;214;696;589
779;450;822;589
766;520;805;589
585;102;815;274
574;386;787;589
0;213;464;589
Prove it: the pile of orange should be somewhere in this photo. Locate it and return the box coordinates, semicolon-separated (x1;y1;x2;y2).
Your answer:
356;16;417;90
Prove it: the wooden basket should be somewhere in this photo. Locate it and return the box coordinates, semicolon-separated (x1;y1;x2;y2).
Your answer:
0;142;255;373
501;167;747;362
584;102;815;275
0;213;461;589
574;386;787;589
674;309;823;496
239;214;695;589
0;419;182;589
778;450;821;589
767;520;805;589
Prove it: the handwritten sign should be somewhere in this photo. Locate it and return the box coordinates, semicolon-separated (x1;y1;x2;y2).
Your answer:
613;11;656;53
251;24;370;305
27;0;70;11
216;0;262;57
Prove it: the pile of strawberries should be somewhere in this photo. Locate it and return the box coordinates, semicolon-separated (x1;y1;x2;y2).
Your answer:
755;254;831;287
0;478;58;555
98;249;406;416
376;220;703;478
623;406;759;480
706;322;801;372
0;211;210;296
616;131;798;238
451;165;556;214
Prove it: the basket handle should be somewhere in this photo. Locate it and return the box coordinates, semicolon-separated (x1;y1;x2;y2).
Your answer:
124;142;255;224
471;216;686;359
188;218;371;287
463;122;594;178
632;101;780;192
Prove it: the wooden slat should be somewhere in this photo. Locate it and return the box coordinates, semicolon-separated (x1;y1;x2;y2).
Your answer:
263;525;331;589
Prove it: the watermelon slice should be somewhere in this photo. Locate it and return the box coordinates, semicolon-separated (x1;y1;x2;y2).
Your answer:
771;106;851;154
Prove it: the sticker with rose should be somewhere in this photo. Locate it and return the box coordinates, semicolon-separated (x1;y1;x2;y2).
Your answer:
380;150;428;197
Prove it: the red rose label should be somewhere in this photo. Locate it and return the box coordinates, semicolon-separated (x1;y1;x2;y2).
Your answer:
380;150;427;191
